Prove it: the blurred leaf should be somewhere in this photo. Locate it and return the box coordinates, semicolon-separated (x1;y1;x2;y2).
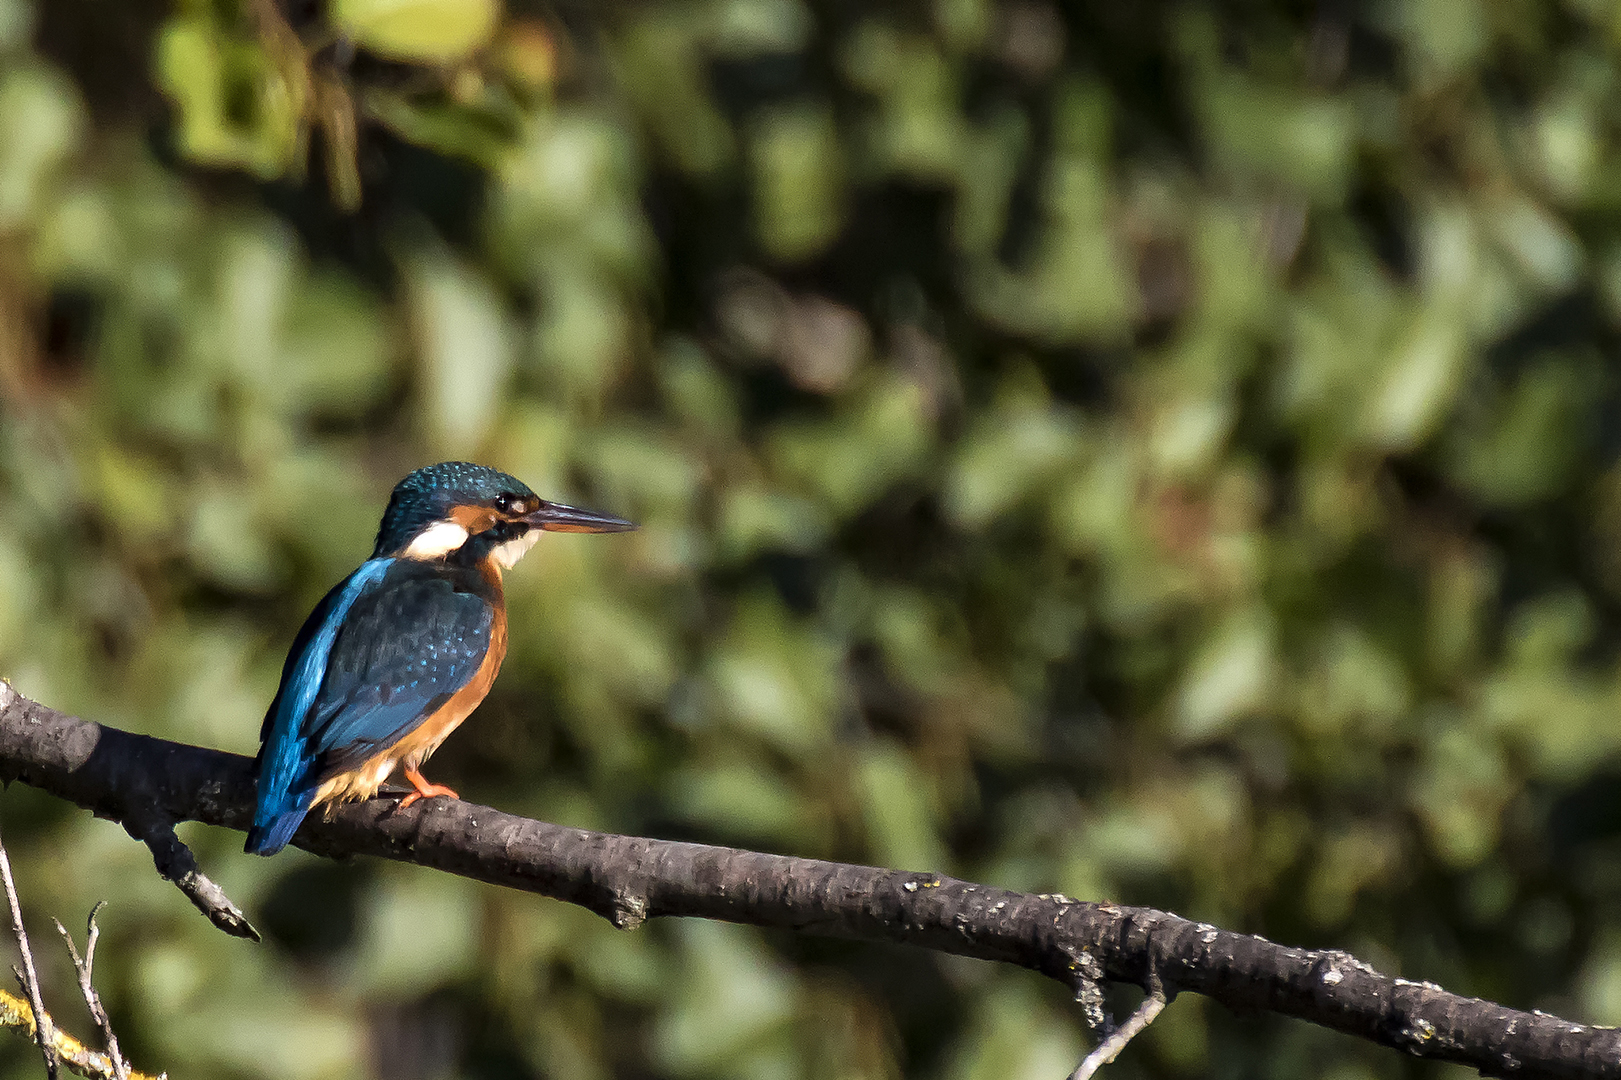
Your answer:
965;150;1132;342
368;90;516;166
652;922;796;1076
749;103;843;261
708;593;840;753
187;480;285;591
717;486;831;562
408;248;515;457
155;16;302;177
583;424;703;514
1409;718;1508;868
357;869;483;995
855;739;948;872
943;985;1081;1080
1388;0;1490;81
1443;356;1600;506
614;14;735;177
946;375;1083;526
0;531;40;661
0;0;29;51
0;64;82;229
1197;73;1354;198
1305;823;1403;926
709;0;813;56
1173;607;1275;740
1359;307;1469;450
771;371;933;515
1489;197;1583;291
1579;931;1621;1025
544;589;679;706
333;0;502;63
1297;622;1411;738
666;758;819;846
283;288;388;418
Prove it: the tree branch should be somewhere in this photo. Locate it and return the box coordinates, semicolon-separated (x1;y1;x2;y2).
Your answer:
120;811;258;942
0;987;160;1080
0;679;1614;1079
0;822;58;1079
55;904;132;1080
1069;971;1169;1080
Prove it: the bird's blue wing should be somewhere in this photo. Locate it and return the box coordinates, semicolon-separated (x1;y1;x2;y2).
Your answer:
247;559;493;854
302;568;494;773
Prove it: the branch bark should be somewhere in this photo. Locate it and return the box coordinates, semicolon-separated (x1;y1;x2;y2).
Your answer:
0;679;1614;1079
1070;979;1168;1080
0;822;57;1079
0;988;161;1080
55;904;133;1080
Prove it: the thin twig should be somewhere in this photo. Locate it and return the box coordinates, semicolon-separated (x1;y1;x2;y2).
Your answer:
0;825;56;1079
1069;978;1169;1080
54;904;128;1080
0;988;162;1080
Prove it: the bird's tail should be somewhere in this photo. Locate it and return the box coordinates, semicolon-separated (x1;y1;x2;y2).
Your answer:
244;790;314;856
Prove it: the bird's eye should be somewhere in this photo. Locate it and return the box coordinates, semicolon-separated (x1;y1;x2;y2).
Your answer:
494;493;516;514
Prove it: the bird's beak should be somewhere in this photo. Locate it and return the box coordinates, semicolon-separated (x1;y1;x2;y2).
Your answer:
522;500;637;534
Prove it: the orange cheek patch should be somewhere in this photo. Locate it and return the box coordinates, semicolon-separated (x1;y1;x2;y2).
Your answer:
448;504;499;533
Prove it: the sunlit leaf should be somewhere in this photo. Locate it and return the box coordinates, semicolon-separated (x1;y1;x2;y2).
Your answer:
332;0;502;63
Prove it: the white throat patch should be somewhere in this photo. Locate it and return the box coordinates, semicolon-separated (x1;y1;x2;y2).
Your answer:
491;528;541;569
403;520;471;560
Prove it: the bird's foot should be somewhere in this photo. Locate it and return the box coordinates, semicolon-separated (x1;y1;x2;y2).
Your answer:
397;766;459;810
397;787;459;810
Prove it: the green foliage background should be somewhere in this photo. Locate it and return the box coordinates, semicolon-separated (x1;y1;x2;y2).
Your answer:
0;0;1619;1077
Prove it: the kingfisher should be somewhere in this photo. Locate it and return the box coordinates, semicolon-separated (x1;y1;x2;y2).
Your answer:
244;461;635;856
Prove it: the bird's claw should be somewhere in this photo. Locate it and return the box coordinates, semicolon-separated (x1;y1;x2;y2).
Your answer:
396;765;459;811
397;783;459;811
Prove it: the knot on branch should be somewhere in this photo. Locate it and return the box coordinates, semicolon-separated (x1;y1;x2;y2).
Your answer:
1310;949;1376;994
609;891;648;931
1062;945;1108;1033
1068;967;1171;1080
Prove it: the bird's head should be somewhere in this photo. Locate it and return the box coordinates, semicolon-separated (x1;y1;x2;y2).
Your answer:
374;461;635;568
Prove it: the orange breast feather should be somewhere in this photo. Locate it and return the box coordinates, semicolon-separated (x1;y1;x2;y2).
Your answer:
310;561;508;809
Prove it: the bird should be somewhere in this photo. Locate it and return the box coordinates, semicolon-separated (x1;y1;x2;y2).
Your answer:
244;461;635;856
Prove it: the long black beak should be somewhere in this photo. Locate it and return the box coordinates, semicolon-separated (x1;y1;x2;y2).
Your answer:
522;500;637;534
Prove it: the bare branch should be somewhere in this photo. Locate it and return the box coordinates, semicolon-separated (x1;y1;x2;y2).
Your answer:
0;987;161;1080
0;824;57;1079
1069;977;1169;1080
54;905;130;1080
121;812;258;942
0;679;1616;1080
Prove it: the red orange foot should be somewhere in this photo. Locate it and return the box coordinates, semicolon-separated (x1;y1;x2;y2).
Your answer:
397;765;460;810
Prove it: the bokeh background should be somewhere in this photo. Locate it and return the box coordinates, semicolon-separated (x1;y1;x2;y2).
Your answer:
1;0;1619;1077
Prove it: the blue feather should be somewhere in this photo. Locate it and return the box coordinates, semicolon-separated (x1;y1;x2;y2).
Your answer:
373;462;534;556
246;559;393;855
246;556;497;856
